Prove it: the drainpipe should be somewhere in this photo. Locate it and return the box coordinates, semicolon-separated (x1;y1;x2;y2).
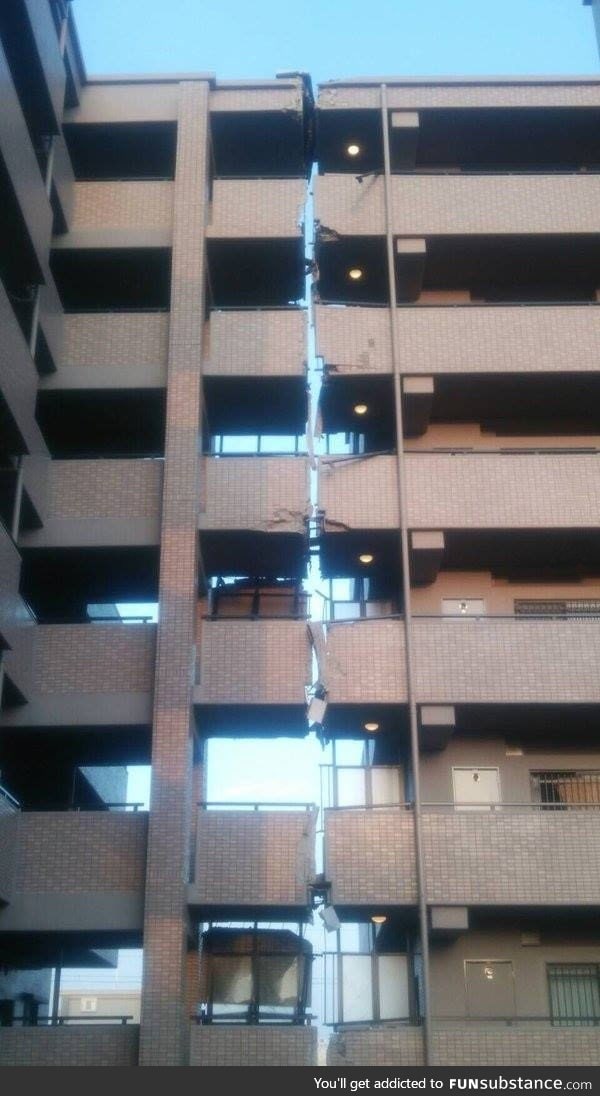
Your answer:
380;83;433;1066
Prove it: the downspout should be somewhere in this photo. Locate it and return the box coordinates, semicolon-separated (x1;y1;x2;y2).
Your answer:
380;83;432;1066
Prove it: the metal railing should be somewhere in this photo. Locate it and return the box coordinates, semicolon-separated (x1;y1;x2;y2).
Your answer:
199;801;314;811
8;1015;135;1027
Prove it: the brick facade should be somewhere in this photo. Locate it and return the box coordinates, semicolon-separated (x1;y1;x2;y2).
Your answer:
63;312;169;371
71;180;174;232
139;81;210;1067
196;620;311;704
11;812;147;893
0;1026;140;1066
190;1024;317;1065
208;179;305;238
315;303;600;376
206;309;306;377
192;808;316;906
199;456;309;530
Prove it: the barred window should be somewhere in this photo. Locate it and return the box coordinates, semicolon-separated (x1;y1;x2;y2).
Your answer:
531;770;600;807
548;964;600;1026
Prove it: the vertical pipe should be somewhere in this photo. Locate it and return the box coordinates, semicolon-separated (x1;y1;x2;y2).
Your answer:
51;958;62;1024
11;458;24;542
380;83;432;1066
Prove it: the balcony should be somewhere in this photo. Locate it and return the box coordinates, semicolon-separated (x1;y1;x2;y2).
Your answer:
189;805;316;917
199;456;309;578
324;804;600;909
315;303;600;377
0;1025;139;1066
190;1025;317;1066
314;173;600;238
315;617;600;709
193;619;311;736
208;179;305;239
53;181;174;249
206;308;306;378
0;622;156;727
48;311;169;390
327;1024;600;1067
0;810;147;932
19;458;163;548
320;452;600;534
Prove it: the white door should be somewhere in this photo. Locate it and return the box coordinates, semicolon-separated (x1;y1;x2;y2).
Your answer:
453;767;501;810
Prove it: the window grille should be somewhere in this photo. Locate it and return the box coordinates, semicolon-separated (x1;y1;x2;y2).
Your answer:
548;964;600;1026
531;770;600;807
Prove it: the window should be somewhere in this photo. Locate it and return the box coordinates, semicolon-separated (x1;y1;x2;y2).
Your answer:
548;964;600;1026
80;997;97;1013
531;771;600;807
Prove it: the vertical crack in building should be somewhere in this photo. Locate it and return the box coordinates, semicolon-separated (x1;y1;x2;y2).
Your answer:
1;0;600;1068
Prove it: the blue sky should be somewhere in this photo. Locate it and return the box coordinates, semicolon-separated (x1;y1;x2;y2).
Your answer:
74;0;598;83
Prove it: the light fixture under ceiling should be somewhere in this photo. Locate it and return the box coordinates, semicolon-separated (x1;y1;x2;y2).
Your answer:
364;722;380;733
346;142;361;157
371;914;387;924
358;553;374;564
348;267;363;281
353;403;368;415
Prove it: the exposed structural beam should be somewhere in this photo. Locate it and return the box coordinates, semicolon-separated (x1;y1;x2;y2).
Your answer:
410;530;445;587
402;375;434;436
381;85;433;1066
390;110;420;169
419;704;456;751
395;237;427;301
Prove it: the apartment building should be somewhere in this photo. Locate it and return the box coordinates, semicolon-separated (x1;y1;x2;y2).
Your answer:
1;0;600;1070
584;0;600;52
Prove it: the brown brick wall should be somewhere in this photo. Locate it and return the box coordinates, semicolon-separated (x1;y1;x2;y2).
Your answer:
315;304;600;375
325;808;600;907
326;1024;600;1066
0;800;17;904
320;453;600;531
317;617;600;705
64;312;169;370
325;808;416;905
206;309;306;376
0;1026;139;1066
140;81;209;1067
327;1026;424;1066
12;812;147;892
314;173;600;237
30;623;156;694
199;456;309;530
318;81;600;110
193;809;316;905
196;620;311;704
208;179;305;238
0;523;23;638
71;181;173;231
423;810;600;905
211;83;303;113
190;1024;317;1066
42;459;163;520
412;617;600;704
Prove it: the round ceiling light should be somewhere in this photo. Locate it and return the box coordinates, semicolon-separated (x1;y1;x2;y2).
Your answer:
364;722;380;733
348;267;363;281
359;553;374;564
371;914;387;924
353;403;368;415
346;143;361;157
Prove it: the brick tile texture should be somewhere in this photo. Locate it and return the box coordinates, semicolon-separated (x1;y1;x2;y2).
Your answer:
211;84;303;113
314;173;600;236
315;304;600;376
317;618;600;704
193;809;316;905
208;179;305;238
206;308;306;377
0;1026;139;1066
324;808;600;906
139;81;209;1067
71;181;173;231
199;456;309;530
326;1025;600;1066
0;798;17;904
320;453;600;530
189;1024;317;1065
196;620;311;704
12;812;148;892
318;82;600;110
64;312;169;370
42;459;163;520
31;623;156;694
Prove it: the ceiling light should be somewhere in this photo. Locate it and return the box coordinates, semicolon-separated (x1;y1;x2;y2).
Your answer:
358;553;374;564
364;722;380;733
353;403;368;415
348;267;363;281
346;143;361;157
371;915;387;925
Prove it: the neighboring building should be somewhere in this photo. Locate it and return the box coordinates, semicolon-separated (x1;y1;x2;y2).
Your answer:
1;0;600;1069
59;990;141;1025
584;0;600;53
